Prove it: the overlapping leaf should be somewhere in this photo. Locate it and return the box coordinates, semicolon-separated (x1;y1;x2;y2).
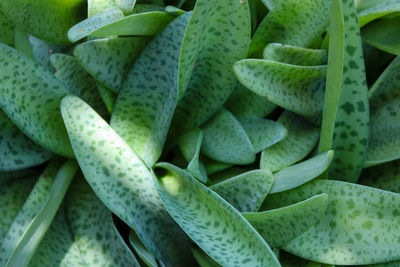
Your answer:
129;230;157;267
0;12;14;46
360;159;400;193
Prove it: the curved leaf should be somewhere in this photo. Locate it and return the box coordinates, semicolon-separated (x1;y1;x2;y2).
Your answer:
201;108;255;165
203;157;232;176
88;0;118;17
73;37;150;92
234;59;326;119
115;0;136;13
0;12;14;46
270;151;334;194
263;43;328;66
0;44;73;157
1;0;86;44
319;0;369;182
192;247;221;267
154;163;281;267
14;27;33;59
0;159;78;267
264;179;400;265
60;95;194;267
359;159;400;193
358;0;400;27
210;169;273;212
245;194;329;247
237;117;287;153
68;8;175;42
111;12;191;167
224;83;276;118
97;84;117;113
261;111;320;172
249;0;332;58
0;110;52;171
129;230;157;267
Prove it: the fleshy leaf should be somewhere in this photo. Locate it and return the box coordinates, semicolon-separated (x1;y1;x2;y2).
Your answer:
168;0;251;139
111;12;191;167
249;0;332;58
201;108;255;165
129;230;157;267
97;84;117;113
264;179;400;265
210;169;273;212
0;110;52;171
224;83;276;118
237;117;287;153
203;157;233;176
192;247;221;267
1;0;86;44
0;159;78;266
0;44;73;157
359;159;400;193
60;95;194;267
358;0;400;27
270;151;334;194
245;194;329;247
154;163;281;267
0;12;14;46
234;59;326;119
319;0;369;182
263;43;328;66
88;0;118;17
14;27;34;59
115;0;137;13
66;175;139;267
73;37;150;92
261;111;320;172
68;8;175;42
51;53;107;116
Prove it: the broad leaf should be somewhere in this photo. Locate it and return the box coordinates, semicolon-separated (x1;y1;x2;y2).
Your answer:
358;0;400;27
154;163;281;267
88;0;118;17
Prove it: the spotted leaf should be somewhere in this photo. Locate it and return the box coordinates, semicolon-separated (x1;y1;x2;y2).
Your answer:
0;44;73;157
210;169;273;212
88;0;118;17
245;194;328;247
319;0;369;182
111;13;191;167
261;111;320;172
60;95;194;267
154;163;280;267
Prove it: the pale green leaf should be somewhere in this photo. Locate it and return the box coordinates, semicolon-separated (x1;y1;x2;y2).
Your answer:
129;230;158;267
115;0;137;14
97;84;117;113
88;0;118;17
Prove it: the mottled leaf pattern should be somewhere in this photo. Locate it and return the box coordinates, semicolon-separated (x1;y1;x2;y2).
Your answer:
155;163;280;267
73;37;150;92
249;0;332;57
60;95;194;267
265;180;400;265
234;59;326;119
0;44;73;157
270;151;334;194
263;43;328;66
319;0;369;182
245;194;328;247
111;13;191;167
237;117;287;153
88;0;118;17
261;111;320;172
210;170;273;212
201;108;255;165
1;0;85;43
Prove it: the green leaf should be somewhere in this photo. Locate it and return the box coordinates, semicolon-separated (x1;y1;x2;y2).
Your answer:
210;169;273;212
110;13;191;167
129;230;157;267
263;43;328;66
237;117;287;153
355;0;386;11
245;194;328;247
359;159;400;193
208;167;248;185
97;84;117;113
115;0;137;14
260;0;281;10
201;108;255;165
14;26;34;59
362;15;400;55
270;151;334;194
168;0;251;139
0;110;52;171
319;0;369;182
0;44;73;157
51;53;107;116
0;159;78;267
0;169;39;187
0;12;14;46
0;177;36;243
73;37;150;92
234;59;326;119
66;175;139;267
261;111;320;172
192;247;221;267
1;0;86;44
224;83;276;118
248;0;332;58
68;7;175;43
88;0;118;17
264;179;400;265
154;163;281;267
203;157;232;176
358;0;400;27
60;95;194;267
